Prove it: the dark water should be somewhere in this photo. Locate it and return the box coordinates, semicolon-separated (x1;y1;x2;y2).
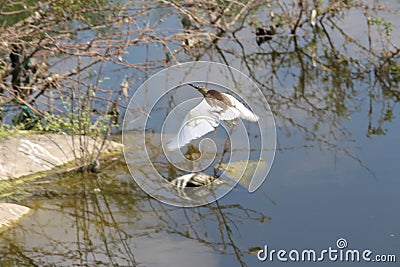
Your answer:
1;1;400;266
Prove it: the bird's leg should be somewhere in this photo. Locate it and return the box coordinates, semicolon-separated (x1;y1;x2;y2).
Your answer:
225;120;237;127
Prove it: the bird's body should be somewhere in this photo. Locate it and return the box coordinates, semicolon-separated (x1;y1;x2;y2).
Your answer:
189;84;259;122
167;84;258;150
205;89;230;105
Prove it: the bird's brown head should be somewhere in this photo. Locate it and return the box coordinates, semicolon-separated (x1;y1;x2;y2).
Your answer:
188;83;208;96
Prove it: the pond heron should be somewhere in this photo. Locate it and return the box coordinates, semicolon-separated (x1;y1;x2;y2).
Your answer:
167;84;259;150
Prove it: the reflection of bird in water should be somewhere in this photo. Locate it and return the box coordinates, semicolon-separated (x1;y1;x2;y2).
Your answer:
169;172;227;200
167;84;259;150
171;172;221;188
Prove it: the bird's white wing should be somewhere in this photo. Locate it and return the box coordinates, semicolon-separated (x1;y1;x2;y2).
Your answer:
217;104;241;121
167;99;220;150
222;93;259;122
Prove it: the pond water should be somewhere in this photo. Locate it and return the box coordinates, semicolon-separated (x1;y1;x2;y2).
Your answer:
1;1;399;266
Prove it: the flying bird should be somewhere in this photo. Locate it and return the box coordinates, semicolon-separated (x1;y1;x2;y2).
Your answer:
167;84;259;150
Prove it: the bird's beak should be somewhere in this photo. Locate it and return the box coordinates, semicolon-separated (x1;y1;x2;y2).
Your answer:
188;83;200;89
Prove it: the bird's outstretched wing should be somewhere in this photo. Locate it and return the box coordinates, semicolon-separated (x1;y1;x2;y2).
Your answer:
221;93;259;122
167;99;220;150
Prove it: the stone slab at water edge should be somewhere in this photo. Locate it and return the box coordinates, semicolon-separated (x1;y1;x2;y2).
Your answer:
0;203;31;232
0;134;123;180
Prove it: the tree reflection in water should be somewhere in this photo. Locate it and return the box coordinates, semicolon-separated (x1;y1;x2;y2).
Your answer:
0;165;270;266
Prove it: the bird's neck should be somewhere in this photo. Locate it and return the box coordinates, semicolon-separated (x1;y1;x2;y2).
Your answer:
197;87;208;96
